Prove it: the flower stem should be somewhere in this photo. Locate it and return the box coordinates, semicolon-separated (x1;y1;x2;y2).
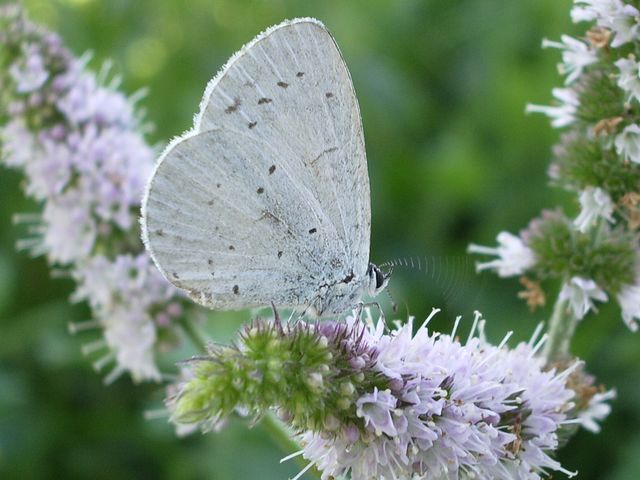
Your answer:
177;316;208;353
543;292;577;362
261;413;321;478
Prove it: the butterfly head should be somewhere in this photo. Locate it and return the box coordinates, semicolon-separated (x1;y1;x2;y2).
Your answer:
366;263;392;297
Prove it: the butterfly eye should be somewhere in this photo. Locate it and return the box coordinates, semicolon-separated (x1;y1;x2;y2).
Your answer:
374;266;386;290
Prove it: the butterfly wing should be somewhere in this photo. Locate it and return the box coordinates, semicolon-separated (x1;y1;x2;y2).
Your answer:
141;18;371;311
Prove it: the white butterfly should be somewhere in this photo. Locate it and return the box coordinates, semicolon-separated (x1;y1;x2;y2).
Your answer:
141;18;389;317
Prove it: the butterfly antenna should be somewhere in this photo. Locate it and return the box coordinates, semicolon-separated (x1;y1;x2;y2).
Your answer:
382;254;476;312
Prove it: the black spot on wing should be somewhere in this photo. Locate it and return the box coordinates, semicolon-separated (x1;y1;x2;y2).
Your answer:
248;121;257;129
277;251;283;258
325;92;334;98
268;165;276;175
225;97;241;113
277;81;289;88
256;187;264;194
233;285;239;294
296;71;304;78
258;97;272;104
308;228;317;234
229;245;235;251
342;271;355;284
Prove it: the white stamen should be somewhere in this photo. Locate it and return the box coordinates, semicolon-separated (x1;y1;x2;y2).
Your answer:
423;308;441;328
467;311;482;343
530;333;548;357
68;319;101;334
51;269;72;279
15;237;41;250
556;361;583;381
81;339;107;355
12;213;42;224
26;225;45;235
92;352;114;372
144;409;169;420
497;331;514;350
527;322;545;348
467;244;499;256
103;365;125;385
129;87;149;106
290;461;315;480
451;315;462;338
280;449;305;463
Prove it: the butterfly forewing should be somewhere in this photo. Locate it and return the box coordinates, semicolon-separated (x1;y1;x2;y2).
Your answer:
142;18;371;312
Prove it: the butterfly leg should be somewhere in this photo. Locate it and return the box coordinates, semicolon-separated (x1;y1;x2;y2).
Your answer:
353;301;389;330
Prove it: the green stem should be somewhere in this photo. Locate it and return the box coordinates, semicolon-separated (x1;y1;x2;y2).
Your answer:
543;292;578;362
261;413;321;478
178;316;208;353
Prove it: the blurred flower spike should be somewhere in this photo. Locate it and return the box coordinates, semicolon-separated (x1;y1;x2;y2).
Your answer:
471;0;640;334
0;4;190;382
169;309;612;480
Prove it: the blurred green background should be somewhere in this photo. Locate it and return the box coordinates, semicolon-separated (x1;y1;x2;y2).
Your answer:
1;0;639;478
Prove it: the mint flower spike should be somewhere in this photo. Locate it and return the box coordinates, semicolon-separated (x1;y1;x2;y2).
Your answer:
476;0;640;333
168;309;612;480
0;5;188;382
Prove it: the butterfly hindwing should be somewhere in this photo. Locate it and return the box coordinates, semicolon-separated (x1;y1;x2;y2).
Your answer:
142;19;371;312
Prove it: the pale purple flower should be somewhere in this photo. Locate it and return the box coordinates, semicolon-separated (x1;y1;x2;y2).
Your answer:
72;254;176;382
526;88;579;128
542;35;597;84
573;187;615;233
571;0;616;23
41;191;96;264
0;120;34;168
9;43;48;92
468;231;536;277
356;388;398;437
25;134;74;199
56;67;136;127
572;0;640;47
615;56;640;102
616;278;640;331
577;389;616;433
615;123;640;163
560;276;608;319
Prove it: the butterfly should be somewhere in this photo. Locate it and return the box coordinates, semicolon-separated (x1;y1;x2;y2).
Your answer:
141;18;389;317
